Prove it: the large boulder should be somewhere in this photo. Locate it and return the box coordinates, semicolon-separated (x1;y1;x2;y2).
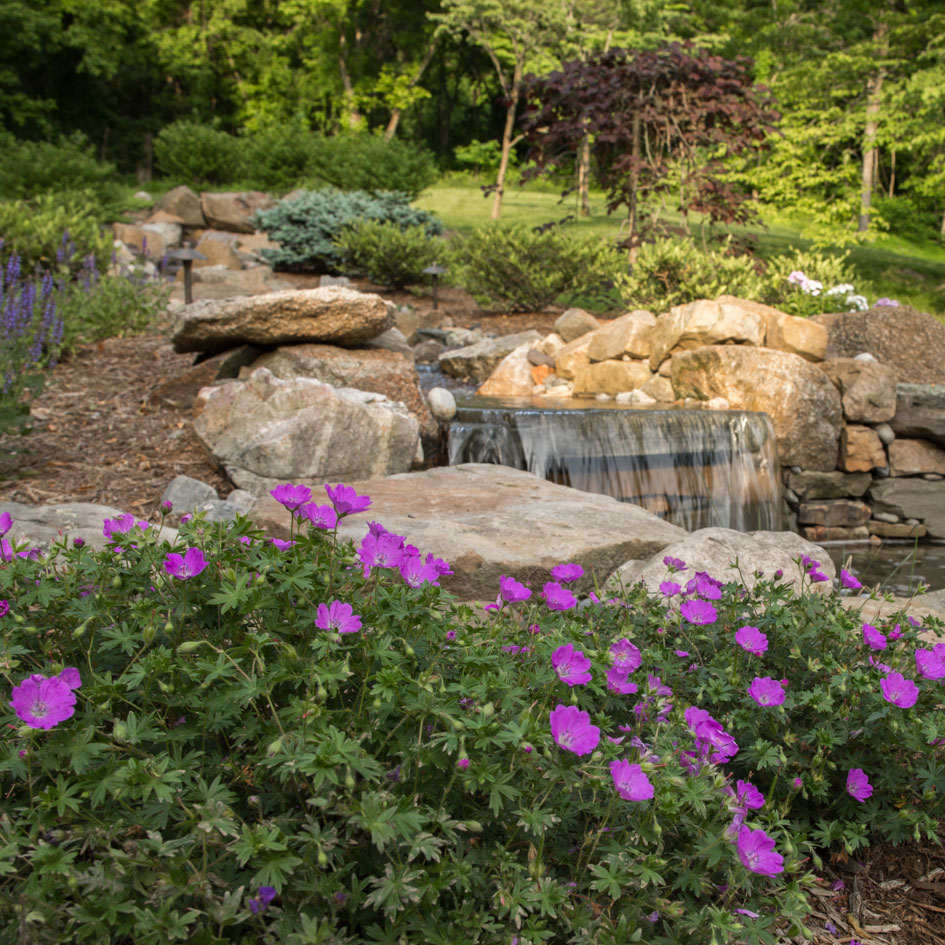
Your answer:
608;526;836;597
554;308;601;343
838;424;886;473
438;331;541;383
477;341;536;397
717;295;828;362
869;478;945;538
890;384;945;447
819;358;897;423
554;333;594;380
572;360;653;397
112;222;168;262
193;368;420;495
670;346;843;470
888;438;945;477
586;310;656;362
784;470;872;500
171;287;394;354
247;344;434;434
813;305;945;384
200;191;275;233
249;464;686;601
156;185;206;226
649;299;766;369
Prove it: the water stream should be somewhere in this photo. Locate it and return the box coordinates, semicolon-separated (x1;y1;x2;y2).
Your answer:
448;397;782;532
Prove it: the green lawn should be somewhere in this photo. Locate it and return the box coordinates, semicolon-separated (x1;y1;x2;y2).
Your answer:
416;180;945;316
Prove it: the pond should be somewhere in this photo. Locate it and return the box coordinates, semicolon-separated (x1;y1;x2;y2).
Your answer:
824;540;945;595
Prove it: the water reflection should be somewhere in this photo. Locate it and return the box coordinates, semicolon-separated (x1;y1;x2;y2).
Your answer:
825;541;945;595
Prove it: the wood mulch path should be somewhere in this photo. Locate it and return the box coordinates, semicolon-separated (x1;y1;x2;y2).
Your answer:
0;289;943;945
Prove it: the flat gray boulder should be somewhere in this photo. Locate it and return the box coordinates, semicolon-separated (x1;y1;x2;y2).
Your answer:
194;367;420;496
439;330;541;383
248;464;686;600
171;286;394;354
608;526;836;596
869;478;945;539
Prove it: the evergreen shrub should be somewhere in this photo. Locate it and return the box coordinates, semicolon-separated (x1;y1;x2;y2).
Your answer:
3;486;941;942
334;220;443;287
253;189;442;273
450;224;622;312
154;121;244;186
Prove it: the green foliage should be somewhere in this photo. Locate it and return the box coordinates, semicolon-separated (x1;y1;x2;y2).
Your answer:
453;139;506;176
0;133;118;203
450;223;623;312
154;121;243;186
0;507;819;944
758;247;858;317
616;237;764;312
0;192;113;275
309;134;438;200
240;122;322;193
334;220;444;288
254;189;442;273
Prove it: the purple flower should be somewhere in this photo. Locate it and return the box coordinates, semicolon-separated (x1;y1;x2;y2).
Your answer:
356;531;405;578
163;548;208;580
809;570;830;583
889;624;903;640
840;569;862;590
862;623;887;651
846;768;873;802
793;777;803;789
550;562;584;583
735;626;768;655
748;676;786;707
247;885;277;915
542;581;576;611
456;758;470;770
686;572;722;600
0;512;12;536
915;644;945;680
606;665;638;695
880;671;919;708
161;500;173;513
425;553;453;577
499;575;531;604
659;580;681;597
316;601;362;634
663;556;687;571
300;502;338;530
685;707;739;764
736;909;760;919
609;759;654;801
102;513;137;539
10;671;79;730
549;704;600;756
270;483;312;510
445;630;456;642
269;538;296;551
680;598;717;625
736;779;765;809
609;638;641;672
875;297;899;306
399;554;440;588
646;674;672;698
552;643;592;686
325;483;371;516
736;825;784;876
0;600;8;618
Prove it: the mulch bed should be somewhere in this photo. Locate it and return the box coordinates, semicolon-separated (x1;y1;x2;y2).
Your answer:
0;290;943;945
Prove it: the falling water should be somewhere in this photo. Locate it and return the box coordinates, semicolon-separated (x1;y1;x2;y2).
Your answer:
448;398;782;532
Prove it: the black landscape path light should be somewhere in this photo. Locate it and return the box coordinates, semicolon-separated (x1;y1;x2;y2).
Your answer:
423;263;448;310
168;246;208;304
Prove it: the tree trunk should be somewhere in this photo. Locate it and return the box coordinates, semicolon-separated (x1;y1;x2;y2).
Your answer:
940;203;945;239
858;26;887;232
383;36;438;141
577;135;591;217
888;149;896;198
626;111;641;266
338;37;362;131
491;70;521;222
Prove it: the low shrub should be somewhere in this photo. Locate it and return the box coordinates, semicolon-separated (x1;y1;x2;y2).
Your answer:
0;133;119;206
254;189;442;273
758;247;861;316
310;134;438;200
0;488;829;945
615;236;765;312
240;121;322;193
450;224;622;312
334;220;443;287
154;120;244;186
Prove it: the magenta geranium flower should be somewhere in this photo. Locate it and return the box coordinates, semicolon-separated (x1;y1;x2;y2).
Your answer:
270;482;312;511
300;502;338;530
325;483;371;516
915;644;945;680
736;779;765;809
840;569;862;590
736;825;784;876
499;575;531;603
862;623;887;651
846;768;873;802
735;626;768;655
663;556;687;572
550;562;584;583
606;665;638;695
102;513;148;540
269;538;296;551
356;531;406;577
609;638;642;672
659;580;681;597
686;572;722;600
549;704;600;756
880;671;919;708
399;554;439;588
0;600;9;618
552;643;592;686
542;581;576;611
685;706;738;763
10;671;79;730
609;759;654;801
680;598;717;625
748;676;786;707
315;600;362;634
0;512;11;536
163;548;208;580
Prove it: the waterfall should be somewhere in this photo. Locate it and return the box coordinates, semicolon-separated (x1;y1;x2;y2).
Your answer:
448;398;782;532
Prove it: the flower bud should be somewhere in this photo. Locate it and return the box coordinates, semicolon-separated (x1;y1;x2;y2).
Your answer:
317;851;329;867
141;623;156;643
176;640;202;653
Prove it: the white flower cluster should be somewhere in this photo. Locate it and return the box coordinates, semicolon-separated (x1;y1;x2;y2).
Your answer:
789;271;868;310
